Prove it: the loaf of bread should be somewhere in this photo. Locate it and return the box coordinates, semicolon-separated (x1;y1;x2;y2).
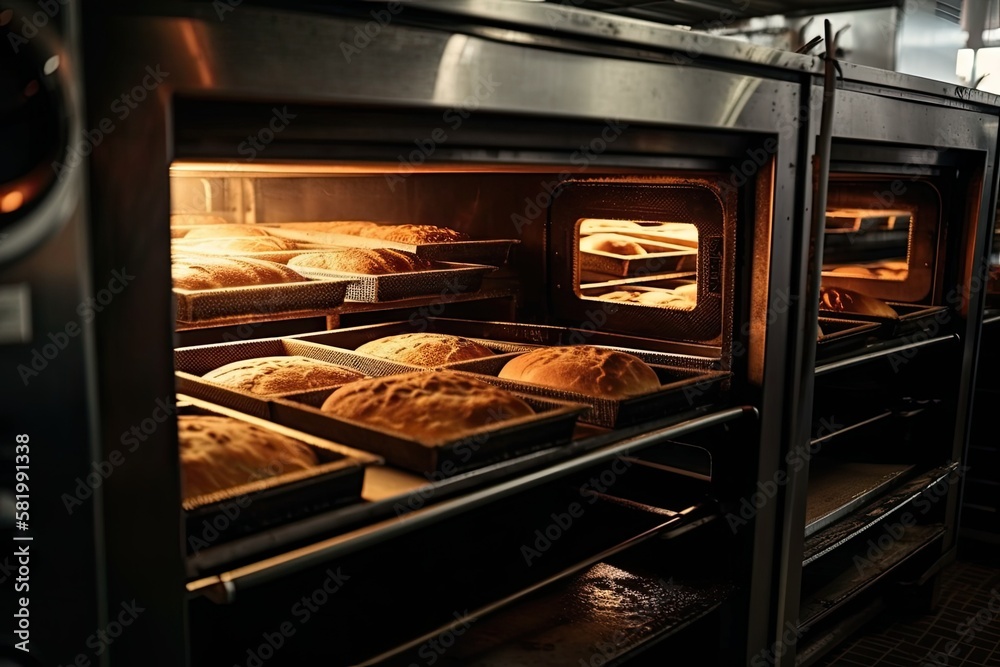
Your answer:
203;356;365;395
271;221;468;243
355;333;494;366
596;285;696;308
179;415;319;500
320;371;534;446
182;224;273;239
498;346;661;399
580;233;647;256
176;237;300;253
172;256;306;290
288;248;435;274
171;214;230;226
819;286;898;318
363;224;469;244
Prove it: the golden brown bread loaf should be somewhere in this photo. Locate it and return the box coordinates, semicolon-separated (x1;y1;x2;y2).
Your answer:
172;256;306;290
182;224;273;239
355;334;494;366
178;415;319;500
273;221;381;235
171;214;230;226
320;371;534;446
362;224;469;243
203;356;365;395
176;237;299;253
580;233;647;256
596;286;696;308
498;346;661;399
288;248;435;274
819;286;898;319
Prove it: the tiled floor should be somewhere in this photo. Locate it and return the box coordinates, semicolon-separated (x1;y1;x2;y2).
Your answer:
817;554;1000;666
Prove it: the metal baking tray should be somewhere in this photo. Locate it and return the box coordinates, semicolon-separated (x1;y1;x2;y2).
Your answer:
286;258;494;303
804;460;914;537
580;241;697;279
815;317;882;360
177;398;380;550
291;317;719;369
464;364;730;429
818;303;949;338
263;226;518;267
173;279;351;323
269;373;585;475
175;337;422;419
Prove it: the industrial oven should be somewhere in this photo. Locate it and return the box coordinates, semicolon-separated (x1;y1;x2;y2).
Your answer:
2;1;997;666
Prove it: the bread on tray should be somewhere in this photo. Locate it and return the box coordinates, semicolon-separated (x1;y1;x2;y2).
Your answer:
182;224;273;239
172;256;306;290
580;233;647;256
273;221;468;243
179;415;318;500
498;345;661;399
320;371;534;446
355;333;494;366
819;286;898;319
175;237;300;253
203;356;365;395
288;248;435;274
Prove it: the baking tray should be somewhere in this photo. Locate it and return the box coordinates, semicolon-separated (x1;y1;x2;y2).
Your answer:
294;317;718;369
175;337;423;419
177;397;380;550
804;460;915;537
580;242;697;279
578;284;698;310
460;362;730;429
270;372;585;474
173;279;351;323
263;226;518;266
815;317;882;360
818;303;949;338
286;258;494;303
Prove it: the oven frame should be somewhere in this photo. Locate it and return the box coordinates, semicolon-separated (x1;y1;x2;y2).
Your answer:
59;1;1000;665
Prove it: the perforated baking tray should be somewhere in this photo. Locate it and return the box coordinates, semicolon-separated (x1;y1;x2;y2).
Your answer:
174;337;423;419
818;303;949;338
270;373;585;475
816;317;882;360
177;398;380;550
173;279;351;323
263;225;518;267
286;258;494;303
463;364;730;429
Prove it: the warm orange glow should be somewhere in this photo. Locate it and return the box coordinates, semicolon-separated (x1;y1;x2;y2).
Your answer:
178;21;215;87
1;190;24;213
169;161;662;177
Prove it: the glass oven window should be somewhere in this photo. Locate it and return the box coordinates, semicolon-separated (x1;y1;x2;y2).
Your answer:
821;208;913;282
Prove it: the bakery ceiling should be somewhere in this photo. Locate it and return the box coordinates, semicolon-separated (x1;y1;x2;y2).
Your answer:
547;0;902;25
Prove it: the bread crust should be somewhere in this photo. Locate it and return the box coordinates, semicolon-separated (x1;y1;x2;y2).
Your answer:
355;333;494;366
580;233;647;256
288;248;434;274
499;346;661;399
179;415;318;499
819;286;898;318
363;224;469;243
320;371;534;446
182;224;273;238
172;256;306;290
203;356;365;395
176;237;299;253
